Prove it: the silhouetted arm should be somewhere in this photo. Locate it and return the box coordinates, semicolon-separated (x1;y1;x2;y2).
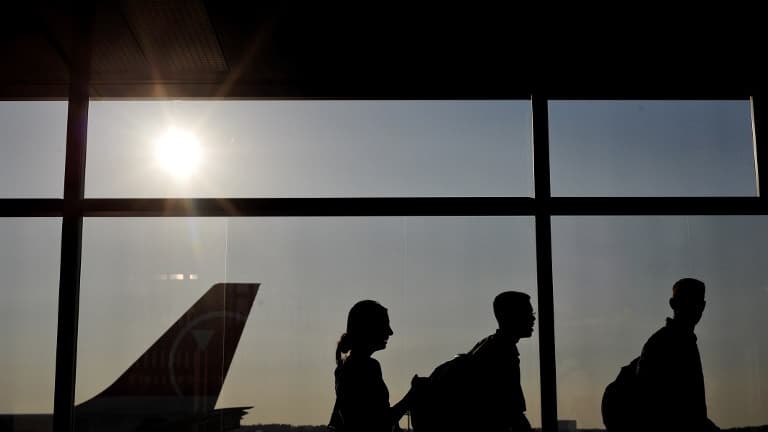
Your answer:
389;384;415;424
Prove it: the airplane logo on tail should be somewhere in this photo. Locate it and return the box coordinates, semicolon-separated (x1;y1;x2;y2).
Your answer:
1;283;260;432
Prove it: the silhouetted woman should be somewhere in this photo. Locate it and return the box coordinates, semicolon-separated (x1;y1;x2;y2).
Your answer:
329;300;411;432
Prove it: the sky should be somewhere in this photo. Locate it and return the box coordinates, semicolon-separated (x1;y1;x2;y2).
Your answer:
0;100;766;429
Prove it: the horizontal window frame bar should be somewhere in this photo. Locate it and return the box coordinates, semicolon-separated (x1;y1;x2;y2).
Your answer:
79;197;536;217
3;86;761;100
0;95;756;102
548;197;768;215
4;197;768;217
0;199;64;216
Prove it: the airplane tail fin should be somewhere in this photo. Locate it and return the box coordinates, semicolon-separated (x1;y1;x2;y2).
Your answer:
78;283;259;415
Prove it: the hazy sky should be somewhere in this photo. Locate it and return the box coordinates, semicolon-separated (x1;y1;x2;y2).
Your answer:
1;100;765;429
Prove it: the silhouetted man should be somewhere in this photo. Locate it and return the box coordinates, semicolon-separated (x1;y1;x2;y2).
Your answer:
637;278;719;432
467;291;535;432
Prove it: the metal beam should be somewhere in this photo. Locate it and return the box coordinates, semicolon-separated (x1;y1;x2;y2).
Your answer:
5;196;768;218
2;87;755;100
532;95;558;432
53;7;90;432
0;199;64;217
752;96;768;197
79;197;536;217
548;197;768;215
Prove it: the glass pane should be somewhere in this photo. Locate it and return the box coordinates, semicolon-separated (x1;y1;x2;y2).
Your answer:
0;102;67;197
85;100;532;197
549;101;756;196
78;217;540;430
0;218;61;432
553;216;768;430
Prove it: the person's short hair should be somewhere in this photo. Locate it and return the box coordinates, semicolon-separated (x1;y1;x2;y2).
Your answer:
672;278;705;301
493;291;531;323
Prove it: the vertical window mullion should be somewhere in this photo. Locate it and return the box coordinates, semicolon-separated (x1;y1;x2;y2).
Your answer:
53;8;90;432
751;95;768;197
532;95;558;432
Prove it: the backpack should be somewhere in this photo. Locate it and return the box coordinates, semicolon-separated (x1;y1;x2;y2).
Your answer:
601;356;641;432
409;353;477;432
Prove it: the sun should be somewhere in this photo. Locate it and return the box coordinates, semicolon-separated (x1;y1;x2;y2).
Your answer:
153;126;202;179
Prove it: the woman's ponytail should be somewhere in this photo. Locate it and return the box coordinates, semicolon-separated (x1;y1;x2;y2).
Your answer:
335;332;353;366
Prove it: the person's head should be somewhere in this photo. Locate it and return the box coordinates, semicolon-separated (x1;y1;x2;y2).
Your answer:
336;300;393;365
669;278;706;328
493;291;535;338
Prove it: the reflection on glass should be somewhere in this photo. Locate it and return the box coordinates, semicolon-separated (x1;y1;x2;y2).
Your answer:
85;101;532;197
553;217;768;430
0;102;67;197
549;101;756;197
0;218;61;432
77;217;540;429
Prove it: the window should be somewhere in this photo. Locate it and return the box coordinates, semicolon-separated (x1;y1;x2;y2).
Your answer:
85;101;533;197
0;102;67;198
549;101;756;196
0;218;61;431
77;217;540;427
3;94;765;432
553;216;768;429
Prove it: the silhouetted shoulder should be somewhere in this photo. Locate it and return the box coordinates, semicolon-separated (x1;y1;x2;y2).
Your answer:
642;326;670;353
337;356;382;378
471;331;520;361
641;320;697;360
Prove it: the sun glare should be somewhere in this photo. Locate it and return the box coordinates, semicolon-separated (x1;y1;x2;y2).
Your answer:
153;126;202;179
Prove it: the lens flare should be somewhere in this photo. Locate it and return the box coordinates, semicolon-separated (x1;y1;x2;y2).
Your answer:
154;127;202;179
